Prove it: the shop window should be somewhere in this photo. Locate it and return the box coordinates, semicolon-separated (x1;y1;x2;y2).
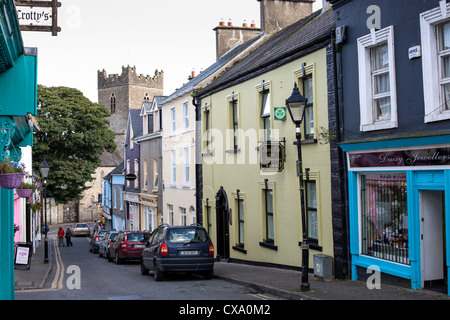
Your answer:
360;173;409;265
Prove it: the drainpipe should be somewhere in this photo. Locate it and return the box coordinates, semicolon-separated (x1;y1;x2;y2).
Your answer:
192;92;203;225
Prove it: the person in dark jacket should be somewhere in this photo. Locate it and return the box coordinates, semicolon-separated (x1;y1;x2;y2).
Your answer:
65;226;73;247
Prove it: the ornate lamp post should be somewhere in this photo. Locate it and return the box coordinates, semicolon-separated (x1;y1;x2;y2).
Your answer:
285;83;310;292
39;159;50;264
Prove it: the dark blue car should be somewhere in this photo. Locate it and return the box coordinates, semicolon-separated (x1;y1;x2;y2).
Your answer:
141;224;215;281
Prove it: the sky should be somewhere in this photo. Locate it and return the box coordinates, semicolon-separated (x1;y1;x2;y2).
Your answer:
21;0;323;103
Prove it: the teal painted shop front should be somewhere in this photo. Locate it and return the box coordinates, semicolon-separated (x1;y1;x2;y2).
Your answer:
341;135;450;295
0;0;37;300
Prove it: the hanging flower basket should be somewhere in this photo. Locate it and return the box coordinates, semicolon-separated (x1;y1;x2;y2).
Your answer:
16;188;33;198
0;173;26;189
30;202;43;212
0;160;27;189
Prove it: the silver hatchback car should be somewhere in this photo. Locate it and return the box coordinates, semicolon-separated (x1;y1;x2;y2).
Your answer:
72;223;90;237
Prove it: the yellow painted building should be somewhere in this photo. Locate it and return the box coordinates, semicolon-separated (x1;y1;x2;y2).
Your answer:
197;9;335;269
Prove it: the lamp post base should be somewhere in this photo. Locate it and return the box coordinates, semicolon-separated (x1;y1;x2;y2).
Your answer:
44;237;49;264
300;282;310;292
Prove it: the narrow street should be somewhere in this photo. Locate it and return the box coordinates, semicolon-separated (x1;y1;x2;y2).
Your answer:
15;224;284;301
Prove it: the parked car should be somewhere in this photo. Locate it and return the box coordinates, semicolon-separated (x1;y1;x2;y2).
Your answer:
108;231;152;264
89;230;109;253
141;224;214;281
99;231;119;259
72;223;90;237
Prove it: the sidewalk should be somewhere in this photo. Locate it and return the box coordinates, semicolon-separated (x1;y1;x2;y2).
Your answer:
14;240;449;299
214;261;449;300
15;239;53;291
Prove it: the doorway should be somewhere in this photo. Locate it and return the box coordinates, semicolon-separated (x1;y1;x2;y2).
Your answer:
215;187;230;260
420;190;447;293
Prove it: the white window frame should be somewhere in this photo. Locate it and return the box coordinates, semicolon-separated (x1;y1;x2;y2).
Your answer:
421;1;450;122
183;101;189;129
183;147;190;185
357;26;398;131
170;150;176;184
170;107;176;133
180;207;187;226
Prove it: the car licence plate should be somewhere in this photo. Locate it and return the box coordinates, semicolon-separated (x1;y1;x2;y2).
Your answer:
134;244;145;248
180;250;198;255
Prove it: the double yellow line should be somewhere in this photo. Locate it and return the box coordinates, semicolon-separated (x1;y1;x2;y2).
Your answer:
51;237;65;290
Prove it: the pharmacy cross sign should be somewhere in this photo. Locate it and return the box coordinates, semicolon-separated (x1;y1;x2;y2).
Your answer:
14;0;61;36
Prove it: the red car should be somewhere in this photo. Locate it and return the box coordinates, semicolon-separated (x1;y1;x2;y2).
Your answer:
108;231;152;264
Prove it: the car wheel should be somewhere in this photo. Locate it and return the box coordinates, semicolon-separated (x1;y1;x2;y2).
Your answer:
203;269;214;280
115;252;122;264
107;251;113;262
99;249;103;258
141;261;149;275
153;262;163;281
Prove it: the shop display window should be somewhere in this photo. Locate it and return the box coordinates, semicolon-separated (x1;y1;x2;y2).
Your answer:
360;173;409;265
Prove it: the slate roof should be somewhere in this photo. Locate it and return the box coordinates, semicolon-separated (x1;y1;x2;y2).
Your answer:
197;8;335;98
129;109;143;137
161;33;263;104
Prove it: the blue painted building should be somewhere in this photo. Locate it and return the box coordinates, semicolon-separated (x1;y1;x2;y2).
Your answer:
330;0;450;294
0;0;37;300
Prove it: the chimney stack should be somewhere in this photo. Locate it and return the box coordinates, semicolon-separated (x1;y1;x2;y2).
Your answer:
213;17;261;60
258;0;316;35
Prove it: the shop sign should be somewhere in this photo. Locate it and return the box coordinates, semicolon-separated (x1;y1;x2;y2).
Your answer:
125;173;137;181
260;142;285;172
14;0;61;36
349;147;450;168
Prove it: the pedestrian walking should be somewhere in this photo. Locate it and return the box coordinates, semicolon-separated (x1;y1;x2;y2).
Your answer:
65;226;73;247
58;226;65;247
93;221;99;235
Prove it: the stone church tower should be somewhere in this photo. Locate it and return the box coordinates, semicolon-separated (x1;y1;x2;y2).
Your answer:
77;66;164;223
98;65;164;158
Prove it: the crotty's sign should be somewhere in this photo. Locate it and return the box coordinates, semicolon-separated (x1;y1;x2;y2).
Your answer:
349;147;450;168
14;0;61;36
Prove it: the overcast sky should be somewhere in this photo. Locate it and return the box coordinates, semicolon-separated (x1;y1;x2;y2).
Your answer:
21;0;322;103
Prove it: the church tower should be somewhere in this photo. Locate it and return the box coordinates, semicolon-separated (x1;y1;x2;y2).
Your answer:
97;65;164;159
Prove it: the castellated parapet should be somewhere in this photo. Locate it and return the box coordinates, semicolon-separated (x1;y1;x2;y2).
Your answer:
98;65;164;89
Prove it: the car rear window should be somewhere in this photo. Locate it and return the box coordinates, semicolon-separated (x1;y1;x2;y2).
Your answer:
127;233;151;242
167;228;208;244
76;224;88;228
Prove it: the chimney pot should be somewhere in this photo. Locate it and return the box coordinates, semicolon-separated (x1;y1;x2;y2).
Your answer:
219;18;225;26
251;20;256;28
228;19;232;26
243;19;248;28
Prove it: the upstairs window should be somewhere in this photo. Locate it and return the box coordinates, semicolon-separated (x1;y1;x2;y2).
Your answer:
420;3;450;122
357;26;397;131
261;90;271;141
438;22;450;111
302;75;314;138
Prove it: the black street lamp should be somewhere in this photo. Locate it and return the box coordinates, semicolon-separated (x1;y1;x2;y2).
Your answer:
39;159;51;264
285;83;310;292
